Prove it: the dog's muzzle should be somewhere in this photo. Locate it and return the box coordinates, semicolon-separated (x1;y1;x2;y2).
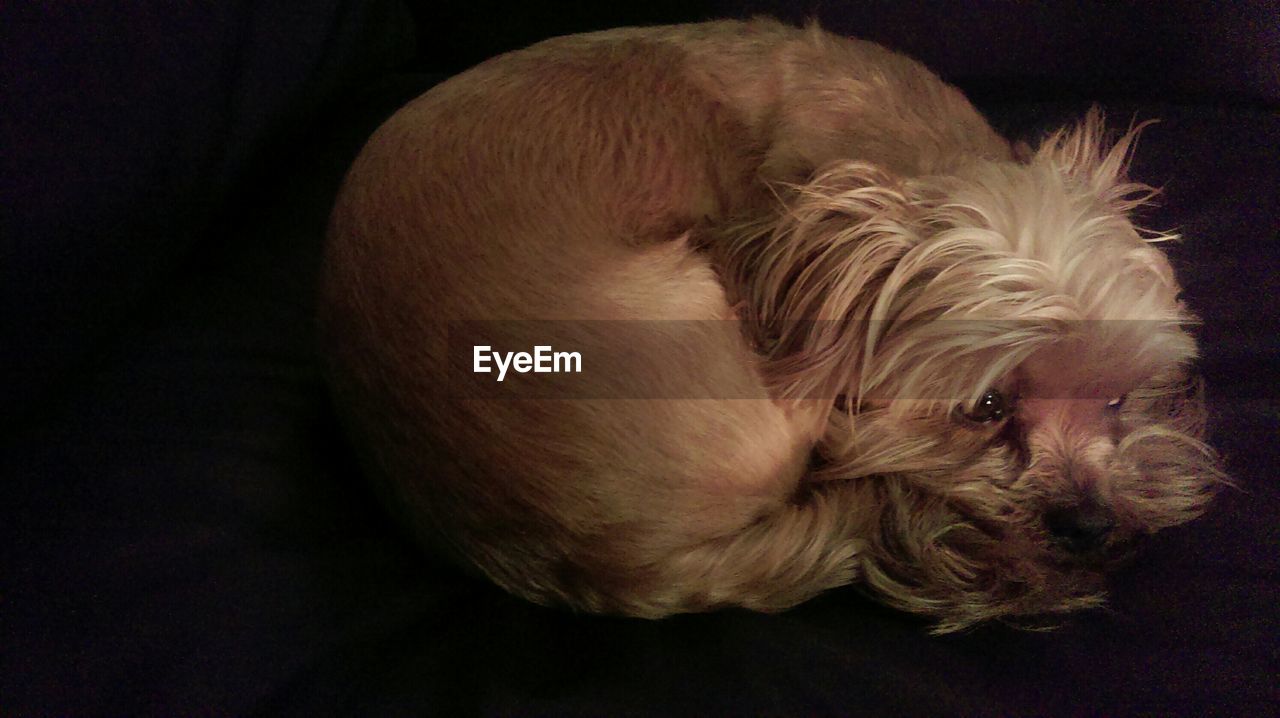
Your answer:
1044;499;1116;553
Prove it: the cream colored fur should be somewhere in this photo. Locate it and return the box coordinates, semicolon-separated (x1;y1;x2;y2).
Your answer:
319;19;1225;632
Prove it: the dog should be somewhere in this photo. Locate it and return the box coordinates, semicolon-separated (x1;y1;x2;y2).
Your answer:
319;19;1226;632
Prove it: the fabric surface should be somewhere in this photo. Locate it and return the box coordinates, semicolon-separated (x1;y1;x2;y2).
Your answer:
0;1;414;435
4;4;1277;715
720;0;1280;106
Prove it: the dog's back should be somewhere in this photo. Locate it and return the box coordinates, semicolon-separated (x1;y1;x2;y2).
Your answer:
320;20;1012;616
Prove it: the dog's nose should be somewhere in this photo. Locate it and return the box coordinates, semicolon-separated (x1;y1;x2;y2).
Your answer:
1045;500;1115;553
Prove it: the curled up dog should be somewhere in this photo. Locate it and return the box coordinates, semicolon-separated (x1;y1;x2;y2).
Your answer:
319;19;1227;632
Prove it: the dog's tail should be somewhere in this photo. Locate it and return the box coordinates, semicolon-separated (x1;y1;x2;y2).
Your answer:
573;480;869;618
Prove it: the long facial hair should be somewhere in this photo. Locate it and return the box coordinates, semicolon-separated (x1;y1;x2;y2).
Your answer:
714;110;1229;630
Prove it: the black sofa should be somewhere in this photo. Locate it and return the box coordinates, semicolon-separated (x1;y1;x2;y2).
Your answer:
4;2;1277;714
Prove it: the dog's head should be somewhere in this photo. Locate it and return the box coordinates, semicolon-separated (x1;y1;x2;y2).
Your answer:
723;110;1227;631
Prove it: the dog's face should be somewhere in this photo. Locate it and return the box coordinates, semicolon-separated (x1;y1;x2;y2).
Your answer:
825;327;1222;631
725;111;1226;630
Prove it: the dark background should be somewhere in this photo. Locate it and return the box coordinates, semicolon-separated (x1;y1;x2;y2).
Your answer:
3;1;1277;714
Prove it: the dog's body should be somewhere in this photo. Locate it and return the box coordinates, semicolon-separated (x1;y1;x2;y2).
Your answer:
320;20;1222;631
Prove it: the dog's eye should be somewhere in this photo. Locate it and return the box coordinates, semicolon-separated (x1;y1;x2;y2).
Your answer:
1106;394;1127;411
964;389;1007;423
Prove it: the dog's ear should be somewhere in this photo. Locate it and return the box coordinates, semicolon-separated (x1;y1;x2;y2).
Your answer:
717;161;917;405
1035;106;1157;204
